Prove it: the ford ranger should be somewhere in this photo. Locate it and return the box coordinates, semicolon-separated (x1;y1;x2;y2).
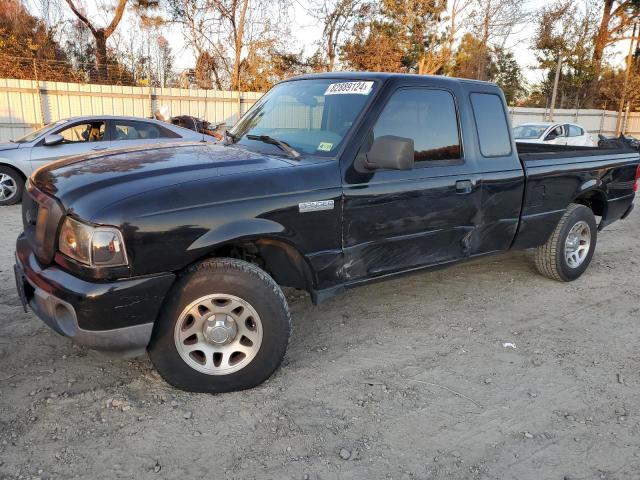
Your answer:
14;73;640;393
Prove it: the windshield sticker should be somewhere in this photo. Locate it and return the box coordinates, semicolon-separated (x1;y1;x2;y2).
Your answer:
317;142;333;152
324;81;374;96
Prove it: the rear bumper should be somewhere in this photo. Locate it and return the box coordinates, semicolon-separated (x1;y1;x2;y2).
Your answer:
620;202;634;220
600;193;636;229
15;234;175;356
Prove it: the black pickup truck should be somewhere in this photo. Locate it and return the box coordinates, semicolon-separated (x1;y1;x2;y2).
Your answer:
14;73;639;393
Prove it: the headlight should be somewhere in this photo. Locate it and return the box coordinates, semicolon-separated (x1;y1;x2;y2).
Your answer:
58;217;128;267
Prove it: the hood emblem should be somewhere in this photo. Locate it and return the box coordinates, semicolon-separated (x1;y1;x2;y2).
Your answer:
298;200;334;213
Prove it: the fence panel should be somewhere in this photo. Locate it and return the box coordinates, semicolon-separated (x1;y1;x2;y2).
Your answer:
0;79;264;142
1;78;639;142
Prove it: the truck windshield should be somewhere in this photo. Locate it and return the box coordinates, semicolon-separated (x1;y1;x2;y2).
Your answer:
513;124;548;139
229;79;377;157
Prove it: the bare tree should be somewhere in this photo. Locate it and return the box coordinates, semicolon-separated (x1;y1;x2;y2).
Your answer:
168;0;292;90
470;0;525;80
426;0;472;75
312;0;364;71
435;0;471;73
166;0;230;88
64;0;128;80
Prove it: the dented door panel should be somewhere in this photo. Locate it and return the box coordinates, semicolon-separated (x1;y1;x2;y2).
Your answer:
342;171;482;281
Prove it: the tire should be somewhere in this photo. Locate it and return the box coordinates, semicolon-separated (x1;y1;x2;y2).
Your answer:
534;203;597;281
0;166;24;206
148;258;292;393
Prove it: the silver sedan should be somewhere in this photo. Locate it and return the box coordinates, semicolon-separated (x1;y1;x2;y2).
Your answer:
0;115;216;205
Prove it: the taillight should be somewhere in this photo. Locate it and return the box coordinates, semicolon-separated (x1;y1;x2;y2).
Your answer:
634;165;640;192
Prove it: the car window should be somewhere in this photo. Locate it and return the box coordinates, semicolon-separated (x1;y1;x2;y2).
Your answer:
58;122;106;143
372;88;462;163
568;125;583;137
470;93;512;157
513;125;547;139
548;126;563;138
113;121;178;141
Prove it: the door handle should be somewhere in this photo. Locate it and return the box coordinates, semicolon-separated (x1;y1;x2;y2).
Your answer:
92;146;108;151
455;180;474;194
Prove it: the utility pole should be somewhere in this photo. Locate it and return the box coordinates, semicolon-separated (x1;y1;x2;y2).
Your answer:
549;55;562;121
615;22;637;136
32;57;46;127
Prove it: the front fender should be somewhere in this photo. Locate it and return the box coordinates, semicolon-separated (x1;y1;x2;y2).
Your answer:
187;218;285;251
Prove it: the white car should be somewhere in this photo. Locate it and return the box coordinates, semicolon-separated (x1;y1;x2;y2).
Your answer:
513;122;596;147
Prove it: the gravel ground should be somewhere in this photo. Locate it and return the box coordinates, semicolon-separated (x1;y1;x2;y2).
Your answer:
0;203;639;480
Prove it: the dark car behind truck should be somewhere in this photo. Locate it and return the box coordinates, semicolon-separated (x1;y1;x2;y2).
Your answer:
14;73;640;393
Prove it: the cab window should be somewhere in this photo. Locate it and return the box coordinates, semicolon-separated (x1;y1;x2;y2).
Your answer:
372;88;462;163
470;93;512;157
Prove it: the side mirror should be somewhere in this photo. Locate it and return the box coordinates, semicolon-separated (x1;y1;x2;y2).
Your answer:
360;135;414;171
544;133;557;141
43;134;64;146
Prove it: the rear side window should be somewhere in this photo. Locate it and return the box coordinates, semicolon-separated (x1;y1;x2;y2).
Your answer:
113;121;180;141
568;125;584;137
470;93;512;157
372;88;462;163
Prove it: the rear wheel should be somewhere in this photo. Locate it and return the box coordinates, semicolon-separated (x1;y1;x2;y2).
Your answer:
534;203;597;281
0;166;24;206
148;258;291;393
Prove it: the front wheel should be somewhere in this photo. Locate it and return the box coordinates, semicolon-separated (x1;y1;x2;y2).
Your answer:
148;258;292;393
0;166;24;206
534;203;597;281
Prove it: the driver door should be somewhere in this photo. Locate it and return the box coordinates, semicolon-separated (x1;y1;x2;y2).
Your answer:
341;87;482;282
30;120;110;169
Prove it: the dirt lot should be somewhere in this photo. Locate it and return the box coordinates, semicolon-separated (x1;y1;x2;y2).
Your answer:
0;204;639;480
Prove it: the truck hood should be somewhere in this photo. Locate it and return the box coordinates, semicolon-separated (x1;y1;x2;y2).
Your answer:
31;142;296;218
0;142;20;151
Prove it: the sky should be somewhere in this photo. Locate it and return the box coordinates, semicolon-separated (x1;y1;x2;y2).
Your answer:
28;0;634;88
161;0;633;87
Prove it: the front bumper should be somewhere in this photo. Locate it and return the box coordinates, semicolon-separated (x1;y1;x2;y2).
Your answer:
15;234;175;356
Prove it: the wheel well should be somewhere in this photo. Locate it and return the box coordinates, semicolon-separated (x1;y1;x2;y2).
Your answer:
203;239;313;292
573;190;606;218
0;163;27;182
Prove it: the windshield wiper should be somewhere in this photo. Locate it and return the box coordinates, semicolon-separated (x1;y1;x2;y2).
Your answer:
246;134;301;160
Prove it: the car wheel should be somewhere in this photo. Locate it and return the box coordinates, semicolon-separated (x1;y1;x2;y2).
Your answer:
534;203;597;281
148;258;292;393
0;166;24;206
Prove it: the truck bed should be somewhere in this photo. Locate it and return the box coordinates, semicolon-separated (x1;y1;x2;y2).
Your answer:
516;140;636;161
512;141;639;251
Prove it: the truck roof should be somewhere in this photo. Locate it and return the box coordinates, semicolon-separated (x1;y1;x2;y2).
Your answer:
290;71;496;88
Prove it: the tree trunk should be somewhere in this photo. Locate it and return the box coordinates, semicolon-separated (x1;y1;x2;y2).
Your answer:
232;0;249;91
477;0;492;81
587;0;614;107
95;30;108;82
327;24;336;71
